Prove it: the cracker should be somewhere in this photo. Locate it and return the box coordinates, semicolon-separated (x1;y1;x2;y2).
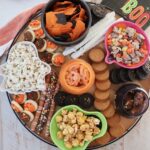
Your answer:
95;132;111;145
96;80;111;91
92;62;108;72
109;124;125;138
94;100;110;111
94;89;110;100
89;48;104;63
95;70;109;81
102;104;115;118
107;113;121;127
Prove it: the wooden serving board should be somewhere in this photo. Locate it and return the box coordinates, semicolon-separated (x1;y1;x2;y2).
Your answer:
6;8;150;150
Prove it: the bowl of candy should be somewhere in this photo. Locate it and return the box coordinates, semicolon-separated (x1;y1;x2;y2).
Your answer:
105;21;150;69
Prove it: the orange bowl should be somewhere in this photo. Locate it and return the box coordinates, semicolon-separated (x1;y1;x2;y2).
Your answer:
59;59;95;95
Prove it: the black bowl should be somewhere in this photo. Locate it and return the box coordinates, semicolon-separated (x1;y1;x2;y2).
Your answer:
41;0;92;46
115;84;149;118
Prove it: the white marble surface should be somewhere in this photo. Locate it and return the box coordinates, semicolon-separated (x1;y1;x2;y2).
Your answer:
0;0;150;150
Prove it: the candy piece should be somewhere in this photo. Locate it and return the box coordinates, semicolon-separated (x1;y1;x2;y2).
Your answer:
27;91;40;102
34;28;45;39
46;40;58;53
54;91;67;106
11;101;23;113
28;20;41;30
24;29;35;42
52;53;65;67
20;110;34;122
35;38;47;52
65;94;79;105
24;100;38;113
12;94;27;104
78;93;94;108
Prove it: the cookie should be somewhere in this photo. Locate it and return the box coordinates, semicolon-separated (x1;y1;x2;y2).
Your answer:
109;69;121;84
96;80;111;91
89;48;104;63
107;113;121;127
127;70;136;81
92;62;108;72
118;69;129;82
102;104;115;118
135;68;148;80
94;89;110;100
109;124;125;138
95;70;109;81
94;100;110;111
95;132;111;145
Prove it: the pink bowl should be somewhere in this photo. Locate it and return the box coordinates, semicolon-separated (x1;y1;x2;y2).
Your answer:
104;21;150;69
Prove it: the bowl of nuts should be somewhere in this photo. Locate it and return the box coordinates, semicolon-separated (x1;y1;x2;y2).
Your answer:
50;105;107;150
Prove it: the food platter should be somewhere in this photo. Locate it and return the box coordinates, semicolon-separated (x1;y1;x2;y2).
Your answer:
1;1;150;150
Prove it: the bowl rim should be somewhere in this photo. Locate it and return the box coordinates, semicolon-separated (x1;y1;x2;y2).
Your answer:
41;0;92;46
120;87;149;117
104;20;150;69
49;105;107;150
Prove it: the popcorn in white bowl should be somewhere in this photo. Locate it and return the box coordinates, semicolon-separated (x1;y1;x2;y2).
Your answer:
0;41;51;94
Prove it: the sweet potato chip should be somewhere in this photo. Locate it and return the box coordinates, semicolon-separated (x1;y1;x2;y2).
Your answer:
69;19;85;40
47;22;73;36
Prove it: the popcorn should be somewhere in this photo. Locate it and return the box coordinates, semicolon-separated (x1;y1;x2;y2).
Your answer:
0;41;51;94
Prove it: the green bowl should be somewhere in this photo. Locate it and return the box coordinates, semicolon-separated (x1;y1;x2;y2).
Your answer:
50;105;107;150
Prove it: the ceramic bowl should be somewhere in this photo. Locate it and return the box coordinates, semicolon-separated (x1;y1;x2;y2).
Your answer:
50;105;107;150
105;21;150;69
41;0;92;46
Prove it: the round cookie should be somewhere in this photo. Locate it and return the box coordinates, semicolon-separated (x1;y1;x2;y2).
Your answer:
95;70;109;81
107;113;121;127
95;132;111;145
102;104;115;118
94;100;110;111
92;62;108;72
94;89;110;100
96;80;111;91
109;124;125;138
89;48;104;63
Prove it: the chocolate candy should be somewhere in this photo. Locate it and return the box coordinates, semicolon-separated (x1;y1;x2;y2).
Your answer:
78;93;94;109
65;94;79;105
54;91;67;106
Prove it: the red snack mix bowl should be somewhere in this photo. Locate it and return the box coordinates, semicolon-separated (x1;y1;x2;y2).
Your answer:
105;21;150;69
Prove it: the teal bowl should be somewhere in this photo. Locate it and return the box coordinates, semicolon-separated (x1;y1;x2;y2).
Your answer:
50;105;107;150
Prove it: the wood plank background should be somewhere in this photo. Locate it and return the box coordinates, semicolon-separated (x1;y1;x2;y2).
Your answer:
0;0;150;150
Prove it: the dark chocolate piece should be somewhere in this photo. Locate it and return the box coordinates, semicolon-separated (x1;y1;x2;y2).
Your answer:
35;38;45;50
78;93;94;108
54;91;67;106
118;69;129;82
24;31;34;42
65;94;79;105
